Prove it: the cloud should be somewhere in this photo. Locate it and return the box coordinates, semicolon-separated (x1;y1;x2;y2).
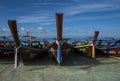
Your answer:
16;0;120;25
62;3;120;15
29;1;69;7
0;28;10;33
38;27;43;30
0;28;11;36
16;1;67;24
11;0;120;38
20;27;25;31
17;13;55;26
20;27;27;34
38;27;46;33
74;13;120;21
18;15;54;23
16;25;57;37
30;27;48;34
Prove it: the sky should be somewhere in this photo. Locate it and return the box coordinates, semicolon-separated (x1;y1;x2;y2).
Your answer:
0;0;120;38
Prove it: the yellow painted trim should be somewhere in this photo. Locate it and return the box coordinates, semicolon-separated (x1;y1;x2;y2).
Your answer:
74;43;96;58
92;45;95;58
74;44;93;48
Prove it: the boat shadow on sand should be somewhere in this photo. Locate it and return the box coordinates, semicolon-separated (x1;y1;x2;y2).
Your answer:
0;56;14;64
22;50;119;69
0;51;119;71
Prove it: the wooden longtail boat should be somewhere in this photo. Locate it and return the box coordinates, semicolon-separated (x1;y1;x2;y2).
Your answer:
47;13;74;64
0;36;14;57
96;38;120;58
74;31;99;58
74;30;120;58
8;20;48;68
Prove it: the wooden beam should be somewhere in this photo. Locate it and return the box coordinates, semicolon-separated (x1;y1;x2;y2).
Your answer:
56;13;63;41
8;20;20;47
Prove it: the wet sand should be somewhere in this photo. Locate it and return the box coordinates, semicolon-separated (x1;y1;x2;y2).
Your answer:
0;53;120;81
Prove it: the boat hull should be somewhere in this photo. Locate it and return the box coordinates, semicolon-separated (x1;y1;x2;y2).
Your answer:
19;46;48;64
96;47;120;58
47;41;74;63
0;47;14;58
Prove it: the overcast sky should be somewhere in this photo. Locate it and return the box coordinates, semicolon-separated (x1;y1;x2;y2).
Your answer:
0;0;120;38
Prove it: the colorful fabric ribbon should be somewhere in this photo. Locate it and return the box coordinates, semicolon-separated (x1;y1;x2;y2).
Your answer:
57;41;62;64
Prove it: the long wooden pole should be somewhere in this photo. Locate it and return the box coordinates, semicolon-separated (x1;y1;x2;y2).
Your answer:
56;13;63;41
8;20;20;47
92;31;99;58
8;20;20;68
93;31;99;45
56;13;63;64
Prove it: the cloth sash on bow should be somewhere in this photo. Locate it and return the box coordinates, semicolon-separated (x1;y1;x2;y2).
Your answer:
57;41;62;64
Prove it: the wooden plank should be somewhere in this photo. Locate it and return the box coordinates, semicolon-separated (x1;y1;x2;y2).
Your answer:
56;13;63;41
8;20;20;47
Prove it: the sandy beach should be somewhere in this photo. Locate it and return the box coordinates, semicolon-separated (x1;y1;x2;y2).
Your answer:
0;53;120;81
